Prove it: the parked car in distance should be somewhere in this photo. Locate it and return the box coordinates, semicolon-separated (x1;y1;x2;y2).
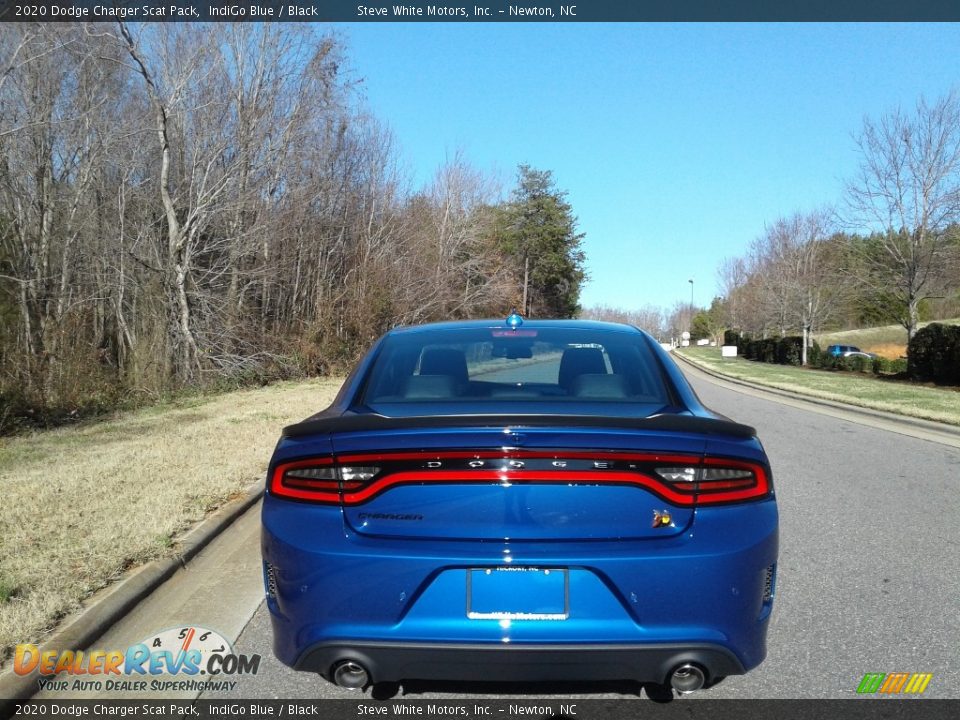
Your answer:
826;344;876;359
261;315;778;696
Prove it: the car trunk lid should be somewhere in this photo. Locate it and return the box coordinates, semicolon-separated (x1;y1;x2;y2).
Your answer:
330;425;707;541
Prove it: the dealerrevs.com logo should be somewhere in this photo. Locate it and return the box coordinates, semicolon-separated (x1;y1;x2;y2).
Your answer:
857;673;933;695
15;626;260;693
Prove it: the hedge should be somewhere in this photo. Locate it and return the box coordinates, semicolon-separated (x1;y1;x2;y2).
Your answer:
908;323;960;385
728;334;908;375
737;335;803;366
872;357;908;376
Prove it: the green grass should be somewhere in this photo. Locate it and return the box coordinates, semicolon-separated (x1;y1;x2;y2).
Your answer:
677;347;960;426
0;577;18;605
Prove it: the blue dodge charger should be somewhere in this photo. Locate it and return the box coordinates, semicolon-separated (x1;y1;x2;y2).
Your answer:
262;316;778;694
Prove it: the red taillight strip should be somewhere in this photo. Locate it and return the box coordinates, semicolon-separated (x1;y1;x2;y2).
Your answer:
271;458;338;502
698;458;770;503
339;469;697;505
270;452;771;506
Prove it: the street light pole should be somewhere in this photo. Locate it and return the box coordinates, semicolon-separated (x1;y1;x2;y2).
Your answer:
688;278;694;332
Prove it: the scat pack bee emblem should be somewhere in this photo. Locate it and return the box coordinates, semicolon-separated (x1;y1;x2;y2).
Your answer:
652;510;673;528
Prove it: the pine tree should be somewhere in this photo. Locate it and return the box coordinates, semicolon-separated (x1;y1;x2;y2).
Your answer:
496;165;586;318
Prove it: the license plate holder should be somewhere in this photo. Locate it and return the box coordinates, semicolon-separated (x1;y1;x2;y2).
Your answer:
467;567;568;620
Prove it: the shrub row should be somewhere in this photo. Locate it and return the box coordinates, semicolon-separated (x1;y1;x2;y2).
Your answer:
908;323;960;385
729;334;908;376
738;335;803;366
872;356;909;376
811;351;906;375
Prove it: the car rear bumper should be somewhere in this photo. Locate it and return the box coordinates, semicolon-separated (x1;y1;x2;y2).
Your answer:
295;640;746;685
262;496;777;684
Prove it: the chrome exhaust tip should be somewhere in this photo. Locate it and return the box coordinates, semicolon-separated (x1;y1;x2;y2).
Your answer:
332;660;369;689
670;663;706;694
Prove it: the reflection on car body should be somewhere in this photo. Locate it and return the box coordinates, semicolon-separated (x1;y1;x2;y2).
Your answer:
261;316;778;695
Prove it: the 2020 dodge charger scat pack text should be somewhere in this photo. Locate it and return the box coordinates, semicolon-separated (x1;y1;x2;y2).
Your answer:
262;317;778;694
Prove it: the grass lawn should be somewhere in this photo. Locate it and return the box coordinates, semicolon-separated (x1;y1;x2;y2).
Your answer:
0;376;343;661
677;347;960;426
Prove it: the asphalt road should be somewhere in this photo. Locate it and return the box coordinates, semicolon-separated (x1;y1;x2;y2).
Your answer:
200;363;960;701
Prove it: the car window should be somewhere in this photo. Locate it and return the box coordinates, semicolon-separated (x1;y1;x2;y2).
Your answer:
361;327;670;410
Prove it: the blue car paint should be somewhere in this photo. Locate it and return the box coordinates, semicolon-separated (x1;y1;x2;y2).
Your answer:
261;320;778;686
262;495;776;669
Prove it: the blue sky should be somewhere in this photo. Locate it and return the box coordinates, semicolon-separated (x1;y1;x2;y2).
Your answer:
338;23;960;311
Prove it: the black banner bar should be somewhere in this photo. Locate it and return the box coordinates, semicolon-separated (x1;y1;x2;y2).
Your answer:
4;1;960;22
3;699;960;720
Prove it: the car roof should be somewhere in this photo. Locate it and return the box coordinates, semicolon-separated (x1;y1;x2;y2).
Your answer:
385;318;645;336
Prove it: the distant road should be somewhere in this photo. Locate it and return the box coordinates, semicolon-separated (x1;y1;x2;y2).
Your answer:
470;356;560;383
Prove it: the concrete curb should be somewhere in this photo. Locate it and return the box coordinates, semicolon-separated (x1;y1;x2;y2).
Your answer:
673;352;960;443
0;484;264;708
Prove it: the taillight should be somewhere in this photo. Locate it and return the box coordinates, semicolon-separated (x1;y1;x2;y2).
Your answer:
270;458;383;503
269;452;770;506
654;458;770;505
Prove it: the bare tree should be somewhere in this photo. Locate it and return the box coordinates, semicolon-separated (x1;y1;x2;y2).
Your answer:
728;212;842;361
780;212;842;364
580;304;664;337
0;26;118;399
845;92;960;340
115;22;205;383
747;221;796;336
717;256;748;333
398;151;509;322
0;23;547;427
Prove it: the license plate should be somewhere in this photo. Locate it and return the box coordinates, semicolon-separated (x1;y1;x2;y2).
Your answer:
467;567;568;620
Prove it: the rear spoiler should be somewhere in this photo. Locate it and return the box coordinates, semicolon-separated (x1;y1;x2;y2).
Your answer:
282;413;757;440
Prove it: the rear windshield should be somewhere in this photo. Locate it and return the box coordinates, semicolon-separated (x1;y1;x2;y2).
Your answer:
360;327;672;413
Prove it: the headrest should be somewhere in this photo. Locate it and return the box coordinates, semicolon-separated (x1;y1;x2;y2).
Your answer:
571;373;629;399
403;375;457;400
419;348;469;385
558;347;606;389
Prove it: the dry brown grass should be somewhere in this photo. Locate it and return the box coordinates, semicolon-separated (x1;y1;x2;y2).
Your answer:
864;342;907;360
0;377;343;660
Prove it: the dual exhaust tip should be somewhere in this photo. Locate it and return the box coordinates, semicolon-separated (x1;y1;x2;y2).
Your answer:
333;660;370;689
332;659;707;694
669;663;706;693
